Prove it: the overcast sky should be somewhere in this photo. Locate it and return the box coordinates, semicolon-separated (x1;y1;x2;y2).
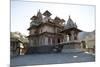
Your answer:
11;0;95;35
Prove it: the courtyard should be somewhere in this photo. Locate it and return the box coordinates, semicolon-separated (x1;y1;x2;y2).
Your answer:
11;51;95;66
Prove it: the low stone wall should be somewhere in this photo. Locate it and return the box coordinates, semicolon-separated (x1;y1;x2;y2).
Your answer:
25;45;55;54
25;43;82;54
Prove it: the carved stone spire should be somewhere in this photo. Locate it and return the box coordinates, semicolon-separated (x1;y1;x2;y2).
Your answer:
69;15;70;19
37;9;43;22
65;16;77;29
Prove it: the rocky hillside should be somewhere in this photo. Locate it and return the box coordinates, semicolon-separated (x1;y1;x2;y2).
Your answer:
78;30;95;41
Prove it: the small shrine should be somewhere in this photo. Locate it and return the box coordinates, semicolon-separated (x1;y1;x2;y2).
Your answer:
59;16;82;52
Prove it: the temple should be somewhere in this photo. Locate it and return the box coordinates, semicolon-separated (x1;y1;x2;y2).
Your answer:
27;10;82;53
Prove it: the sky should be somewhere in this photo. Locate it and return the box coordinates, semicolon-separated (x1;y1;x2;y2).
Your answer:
11;0;95;35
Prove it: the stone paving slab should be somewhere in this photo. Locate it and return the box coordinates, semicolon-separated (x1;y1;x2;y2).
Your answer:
10;52;95;66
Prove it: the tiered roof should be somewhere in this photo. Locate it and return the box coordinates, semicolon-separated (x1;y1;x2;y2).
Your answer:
30;15;38;20
54;16;61;22
28;10;82;33
43;10;52;17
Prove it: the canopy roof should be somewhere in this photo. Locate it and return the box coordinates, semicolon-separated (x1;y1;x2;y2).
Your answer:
43;10;52;17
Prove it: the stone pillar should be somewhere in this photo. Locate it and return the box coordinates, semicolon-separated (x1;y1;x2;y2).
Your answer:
63;35;65;42
71;31;75;41
29;38;33;47
45;37;48;45
67;35;69;41
76;32;78;40
51;38;52;45
63;35;66;42
69;34;71;41
74;32;78;40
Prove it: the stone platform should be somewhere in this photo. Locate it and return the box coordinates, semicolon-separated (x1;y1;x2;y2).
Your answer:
59;41;82;53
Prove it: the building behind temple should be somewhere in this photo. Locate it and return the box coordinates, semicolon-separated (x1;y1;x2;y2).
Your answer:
27;10;82;53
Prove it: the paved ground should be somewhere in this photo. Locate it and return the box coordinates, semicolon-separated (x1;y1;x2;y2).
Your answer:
10;51;95;67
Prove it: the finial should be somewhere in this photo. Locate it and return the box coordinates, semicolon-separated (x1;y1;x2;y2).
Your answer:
39;9;40;12
74;22;77;27
37;9;40;13
69;15;70;18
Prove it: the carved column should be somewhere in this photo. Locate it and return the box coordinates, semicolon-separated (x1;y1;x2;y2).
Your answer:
71;31;75;41
74;32;78;40
67;35;69;41
45;37;48;45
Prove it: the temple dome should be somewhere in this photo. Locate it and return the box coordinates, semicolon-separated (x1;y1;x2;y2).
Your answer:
65;16;77;29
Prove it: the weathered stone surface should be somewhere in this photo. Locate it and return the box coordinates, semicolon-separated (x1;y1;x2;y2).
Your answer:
11;52;95;66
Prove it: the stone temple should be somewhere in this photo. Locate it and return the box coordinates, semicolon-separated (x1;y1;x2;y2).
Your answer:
27;10;82;53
